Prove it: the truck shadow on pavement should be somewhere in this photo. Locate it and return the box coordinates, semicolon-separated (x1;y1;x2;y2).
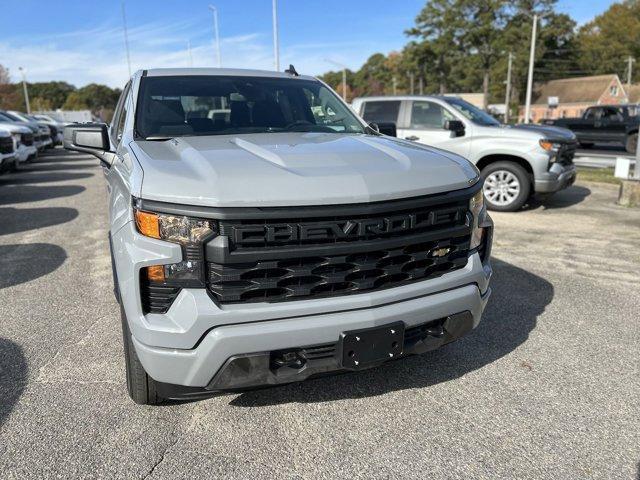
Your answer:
0;243;67;290
0;207;78;236
229;258;554;407
0;185;85;206
527;185;591;211
0;338;28;428
0;171;94;185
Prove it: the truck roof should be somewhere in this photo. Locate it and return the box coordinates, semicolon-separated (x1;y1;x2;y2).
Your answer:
139;67;317;81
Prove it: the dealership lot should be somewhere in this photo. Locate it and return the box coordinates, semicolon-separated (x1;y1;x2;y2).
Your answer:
0;150;638;479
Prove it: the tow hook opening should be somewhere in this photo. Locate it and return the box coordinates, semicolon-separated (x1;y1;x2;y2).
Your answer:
270;350;306;370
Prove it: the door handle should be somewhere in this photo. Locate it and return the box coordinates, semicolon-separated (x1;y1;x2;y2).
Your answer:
405;136;420;141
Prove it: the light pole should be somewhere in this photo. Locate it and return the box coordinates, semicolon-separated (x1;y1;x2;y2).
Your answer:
524;14;538;124
504;52;514;123
272;0;280;71
121;1;132;78
208;5;221;68
187;40;194;67
325;59;348;101
18;67;30;114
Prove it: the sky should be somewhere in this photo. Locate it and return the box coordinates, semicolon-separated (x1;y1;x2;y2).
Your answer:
0;0;618;89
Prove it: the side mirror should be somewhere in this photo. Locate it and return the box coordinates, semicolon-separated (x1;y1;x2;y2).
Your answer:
63;123;113;165
444;119;465;137
372;122;397;137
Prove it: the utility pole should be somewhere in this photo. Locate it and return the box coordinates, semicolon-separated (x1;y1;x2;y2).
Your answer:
392;76;397;95
18;67;30;114
409;72;415;95
524;14;538;124
121;1;132;78
325;59;348;100
187;40;193;67
419;76;424;95
504;52;514;124
208;5;221;68
627;56;635;89
272;0;280;71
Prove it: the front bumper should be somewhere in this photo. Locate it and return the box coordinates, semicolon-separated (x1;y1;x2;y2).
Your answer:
17;145;36;163
139;285;490;398
111;212;493;393
534;162;577;193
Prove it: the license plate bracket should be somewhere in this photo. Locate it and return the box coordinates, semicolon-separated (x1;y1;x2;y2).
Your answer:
340;322;405;369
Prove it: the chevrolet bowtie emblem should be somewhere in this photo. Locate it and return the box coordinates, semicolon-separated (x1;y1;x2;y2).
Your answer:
431;247;451;258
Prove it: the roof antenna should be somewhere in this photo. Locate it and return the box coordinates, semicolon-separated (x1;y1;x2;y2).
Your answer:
285;64;299;77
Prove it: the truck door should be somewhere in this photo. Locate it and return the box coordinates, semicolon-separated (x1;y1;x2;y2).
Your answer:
597;107;627;143
396;100;469;157
571;107;598;142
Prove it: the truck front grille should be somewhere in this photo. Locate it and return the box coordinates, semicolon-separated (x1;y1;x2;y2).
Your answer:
0;137;14;154
208;235;469;303
22;133;34;146
205;189;476;304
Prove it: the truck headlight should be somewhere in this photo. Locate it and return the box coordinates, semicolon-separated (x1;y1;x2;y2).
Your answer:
134;208;216;283
539;139;561;153
469;189;485;250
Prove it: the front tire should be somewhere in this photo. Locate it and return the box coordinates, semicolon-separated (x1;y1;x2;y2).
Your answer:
626;133;637;154
120;305;162;405
481;161;531;212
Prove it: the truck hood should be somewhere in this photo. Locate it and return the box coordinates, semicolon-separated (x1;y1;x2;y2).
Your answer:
511;124;577;143
131;132;478;207
0;123;32;135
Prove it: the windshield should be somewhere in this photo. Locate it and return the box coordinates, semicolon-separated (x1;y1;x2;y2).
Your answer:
443;97;500;127
1;111;23;122
135;75;366;139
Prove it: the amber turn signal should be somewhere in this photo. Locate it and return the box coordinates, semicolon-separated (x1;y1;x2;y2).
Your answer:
145;265;165;282
135;210;160;239
539;140;554;151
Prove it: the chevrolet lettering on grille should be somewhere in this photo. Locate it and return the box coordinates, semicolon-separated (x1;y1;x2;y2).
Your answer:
230;207;465;245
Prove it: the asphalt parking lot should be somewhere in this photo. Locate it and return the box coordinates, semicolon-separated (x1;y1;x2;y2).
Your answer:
1;150;639;479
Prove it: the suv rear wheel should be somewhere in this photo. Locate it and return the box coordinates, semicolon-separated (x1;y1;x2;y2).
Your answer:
120;305;162;405
481;161;531;212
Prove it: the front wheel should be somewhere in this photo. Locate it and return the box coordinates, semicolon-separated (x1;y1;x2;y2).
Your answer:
481;162;531;212
626;133;637;154
120;305;162;405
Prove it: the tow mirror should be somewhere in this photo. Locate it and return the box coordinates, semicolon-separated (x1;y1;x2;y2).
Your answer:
444;120;465;137
371;122;397;137
63;123;114;166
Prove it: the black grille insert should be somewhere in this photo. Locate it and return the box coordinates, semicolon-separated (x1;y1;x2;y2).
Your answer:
0;137;14;154
204;187;478;304
208;235;470;303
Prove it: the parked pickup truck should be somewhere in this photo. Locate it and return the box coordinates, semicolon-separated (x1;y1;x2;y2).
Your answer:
544;104;639;153
352;95;577;211
64;68;493;405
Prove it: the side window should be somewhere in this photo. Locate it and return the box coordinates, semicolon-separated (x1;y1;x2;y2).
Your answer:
111;82;131;144
410;101;454;129
583;108;597;120
361;101;401;124
602;108;623;122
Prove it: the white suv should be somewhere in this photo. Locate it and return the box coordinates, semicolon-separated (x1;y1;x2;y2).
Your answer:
352;96;577;211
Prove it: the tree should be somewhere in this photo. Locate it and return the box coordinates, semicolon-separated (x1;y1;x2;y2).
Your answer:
458;0;509;108
353;53;393;95
28;82;76;110
62;83;121;111
575;0;640;83
407;0;466;94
